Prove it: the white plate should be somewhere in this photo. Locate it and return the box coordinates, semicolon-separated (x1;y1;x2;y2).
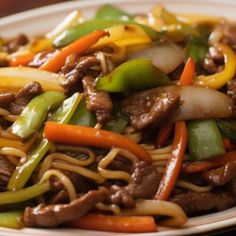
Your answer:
1;0;236;235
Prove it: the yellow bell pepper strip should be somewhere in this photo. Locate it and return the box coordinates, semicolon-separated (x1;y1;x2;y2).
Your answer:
10;91;66;139
40;30;108;72
44;122;152;163
95;59;170;92
67;214;157;233
1;182;50;205
0;66;64;92
0;211;23;229
7;93;82;191
194;43;236;89
155;121;187;200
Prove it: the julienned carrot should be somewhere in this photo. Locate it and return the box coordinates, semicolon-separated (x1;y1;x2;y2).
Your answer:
44;122;151;163
179;57;195;85
66;214;157;233
39;30;108;72
155;121;187;200
10;53;35;67
156;125;173;148
182;150;236;173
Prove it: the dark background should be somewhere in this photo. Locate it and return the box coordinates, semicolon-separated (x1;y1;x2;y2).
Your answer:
0;0;235;235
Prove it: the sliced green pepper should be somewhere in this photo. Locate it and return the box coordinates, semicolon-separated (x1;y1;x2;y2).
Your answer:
69;98;97;127
187;119;225;160
104;113;128;133
0;211;23;229
10;91;65;139
53;19;161;47
2;182;50;205
186;36;208;63
7;93;82;191
95;59;170;92
95;4;133;21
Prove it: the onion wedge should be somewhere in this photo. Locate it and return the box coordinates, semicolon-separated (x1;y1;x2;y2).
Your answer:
0;67;64;92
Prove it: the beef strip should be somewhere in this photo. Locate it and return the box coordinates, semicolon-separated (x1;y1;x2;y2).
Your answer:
0;155;15;191
108;161;161;208
82;75;113;123
171;191;235;215
3;34;29;53
61;56;100;94
61;53;78;74
203;161;236;186
121;88;180;129
0;92;15;107
23;187;109;228
10;81;42;115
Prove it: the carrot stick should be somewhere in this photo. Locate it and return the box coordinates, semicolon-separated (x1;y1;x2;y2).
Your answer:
10;53;35;67
39;30;108;72
44;121;151;163
179;57;195;85
182;150;236;173
155;121;187;200
156;125;173;148
66;214;157;233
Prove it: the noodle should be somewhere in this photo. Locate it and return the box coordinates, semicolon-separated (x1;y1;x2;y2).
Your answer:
96;202;121;215
40;169;77;202
5;155;19;166
3;114;18;122
123;126;142;143
0;147;26;158
122;199;187;227
98;148;138;182
176;180;213;192
0;108;10;116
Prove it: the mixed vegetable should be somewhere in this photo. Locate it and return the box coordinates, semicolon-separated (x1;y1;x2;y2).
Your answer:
1;3;236;233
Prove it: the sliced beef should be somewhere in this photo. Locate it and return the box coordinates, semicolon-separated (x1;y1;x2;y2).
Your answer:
171;191;236;215
10;81;42;115
0;92;15;107
203;161;236;186
61;56;100;94
121;88;180;129
82;75;113;123
108;161;161;208
23;187;109;228
3;34;29;53
61;53;78;74
0;155;15;191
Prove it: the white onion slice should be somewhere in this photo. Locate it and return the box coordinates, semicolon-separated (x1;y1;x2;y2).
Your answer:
128;42;185;73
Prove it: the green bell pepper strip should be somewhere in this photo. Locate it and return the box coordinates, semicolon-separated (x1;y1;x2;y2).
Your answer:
0;211;24;229
104;114;128;133
95;4;133;21
187;119;225;160
53;19;161;47
7;93;82;191
69;98;97;127
217;119;236;143
10;91;65;139
95;59;170;92
1;182;50;205
186;37;208;63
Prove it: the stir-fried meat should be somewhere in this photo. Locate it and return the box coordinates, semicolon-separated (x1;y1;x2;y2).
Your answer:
23;187;109;228
0;92;15;107
203;161;236;186
227;78;236;117
61;53;78;74
0;155;15;191
219;22;236;49
61;56;100;94
108;156;133;173
82;75;113;123
28;51;57;68
171;191;236;215
121;88;180;129
108;161;161;208
10;81;42;115
228;178;236;197
3;34;29;53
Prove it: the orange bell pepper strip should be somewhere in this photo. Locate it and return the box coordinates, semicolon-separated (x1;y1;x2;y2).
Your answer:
182;150;236;173
179;57;195;85
39;30;108;72
156;124;173;148
10;53;35;67
44;121;151;163
66;214;157;233
155;121;187;200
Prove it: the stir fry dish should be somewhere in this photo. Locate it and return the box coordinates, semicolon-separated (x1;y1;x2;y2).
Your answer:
1;4;236;233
